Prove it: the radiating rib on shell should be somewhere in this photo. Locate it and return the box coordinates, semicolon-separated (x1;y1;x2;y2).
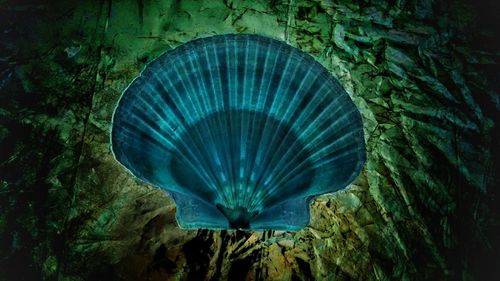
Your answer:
111;34;366;230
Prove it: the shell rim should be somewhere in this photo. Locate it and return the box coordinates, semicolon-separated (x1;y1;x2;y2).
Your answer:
108;33;367;229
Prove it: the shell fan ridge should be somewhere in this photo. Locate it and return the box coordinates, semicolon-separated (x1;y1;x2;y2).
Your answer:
111;34;366;230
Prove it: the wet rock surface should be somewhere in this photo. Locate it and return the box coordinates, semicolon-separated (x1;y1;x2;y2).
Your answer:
0;0;499;280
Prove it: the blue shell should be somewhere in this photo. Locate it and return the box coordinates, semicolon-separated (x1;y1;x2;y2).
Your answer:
111;34;366;230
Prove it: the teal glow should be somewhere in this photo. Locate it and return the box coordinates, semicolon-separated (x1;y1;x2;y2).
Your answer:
111;34;365;230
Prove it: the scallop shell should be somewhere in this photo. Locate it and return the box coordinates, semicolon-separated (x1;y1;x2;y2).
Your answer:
111;34;366;230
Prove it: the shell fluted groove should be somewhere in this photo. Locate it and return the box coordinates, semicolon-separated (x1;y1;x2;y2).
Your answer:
111;34;366;230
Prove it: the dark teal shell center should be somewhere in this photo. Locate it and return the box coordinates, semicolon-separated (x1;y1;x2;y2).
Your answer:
170;110;315;228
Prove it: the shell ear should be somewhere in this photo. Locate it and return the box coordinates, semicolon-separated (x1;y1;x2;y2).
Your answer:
169;190;229;229
250;196;312;231
171;190;311;231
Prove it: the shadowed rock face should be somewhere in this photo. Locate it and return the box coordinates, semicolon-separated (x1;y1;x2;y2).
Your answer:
0;0;499;280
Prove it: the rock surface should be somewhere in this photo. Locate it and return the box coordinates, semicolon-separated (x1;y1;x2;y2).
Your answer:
0;0;499;280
